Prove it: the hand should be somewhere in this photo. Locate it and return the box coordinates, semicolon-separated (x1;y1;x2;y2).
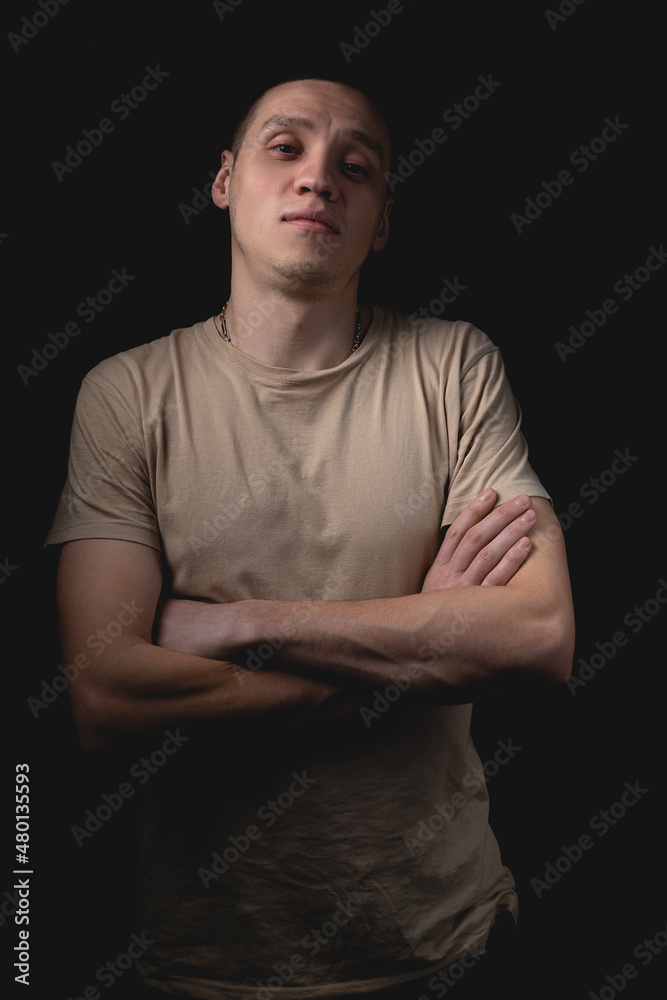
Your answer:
298;679;375;727
421;489;537;594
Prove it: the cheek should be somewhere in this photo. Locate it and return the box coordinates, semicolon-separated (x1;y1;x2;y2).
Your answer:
354;197;388;242
229;177;276;236
254;171;288;207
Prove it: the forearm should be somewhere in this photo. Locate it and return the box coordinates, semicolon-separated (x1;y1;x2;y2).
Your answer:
237;584;572;700
57;539;353;750
231;496;575;701
154;496;574;705
68;638;342;751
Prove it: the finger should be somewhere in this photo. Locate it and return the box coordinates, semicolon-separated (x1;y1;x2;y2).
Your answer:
433;488;498;566
459;507;536;585
479;535;532;587
447;494;533;576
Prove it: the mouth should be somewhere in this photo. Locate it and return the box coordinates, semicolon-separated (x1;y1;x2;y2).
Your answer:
282;210;341;235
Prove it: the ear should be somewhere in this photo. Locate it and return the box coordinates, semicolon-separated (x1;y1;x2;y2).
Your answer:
372;196;393;251
211;150;234;210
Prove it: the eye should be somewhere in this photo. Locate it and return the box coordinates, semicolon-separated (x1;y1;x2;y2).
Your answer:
274;143;298;154
342;162;367;176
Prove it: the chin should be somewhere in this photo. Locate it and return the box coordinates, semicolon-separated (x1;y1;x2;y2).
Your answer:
270;260;340;293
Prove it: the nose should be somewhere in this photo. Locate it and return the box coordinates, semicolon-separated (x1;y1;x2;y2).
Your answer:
294;151;339;201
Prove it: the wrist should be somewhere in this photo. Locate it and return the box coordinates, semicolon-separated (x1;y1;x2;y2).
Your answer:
194;599;253;661
234;598;294;667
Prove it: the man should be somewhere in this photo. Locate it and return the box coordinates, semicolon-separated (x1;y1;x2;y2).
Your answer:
47;78;574;998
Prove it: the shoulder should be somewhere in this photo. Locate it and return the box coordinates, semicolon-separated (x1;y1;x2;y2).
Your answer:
372;306;500;373
80;319;208;407
87;321;203;382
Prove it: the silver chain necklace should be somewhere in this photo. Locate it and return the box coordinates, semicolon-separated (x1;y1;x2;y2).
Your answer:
219;301;364;353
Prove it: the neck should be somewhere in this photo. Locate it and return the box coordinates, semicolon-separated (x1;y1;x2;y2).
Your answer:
215;276;368;371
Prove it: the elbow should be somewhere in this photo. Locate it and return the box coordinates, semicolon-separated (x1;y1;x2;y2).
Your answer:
409;600;575;701
540;644;574;687
528;609;576;686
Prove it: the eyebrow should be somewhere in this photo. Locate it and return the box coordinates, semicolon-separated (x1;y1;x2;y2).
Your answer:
256;114;386;165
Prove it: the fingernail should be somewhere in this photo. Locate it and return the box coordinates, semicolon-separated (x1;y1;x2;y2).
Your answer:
480;489;494;501
514;495;530;506
521;510;536;523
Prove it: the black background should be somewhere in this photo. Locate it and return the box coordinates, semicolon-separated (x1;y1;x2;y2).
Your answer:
2;1;665;997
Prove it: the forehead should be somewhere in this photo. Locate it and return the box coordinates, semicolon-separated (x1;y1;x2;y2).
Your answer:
250;80;389;159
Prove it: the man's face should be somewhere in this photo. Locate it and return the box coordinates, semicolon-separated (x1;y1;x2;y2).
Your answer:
215;80;393;296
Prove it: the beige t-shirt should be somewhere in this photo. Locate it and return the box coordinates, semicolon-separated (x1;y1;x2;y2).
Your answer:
47;307;550;998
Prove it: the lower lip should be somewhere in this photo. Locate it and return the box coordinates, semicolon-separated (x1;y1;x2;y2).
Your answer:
283;219;338;235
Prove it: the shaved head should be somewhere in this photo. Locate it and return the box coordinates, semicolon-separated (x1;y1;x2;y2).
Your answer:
230;78;391;167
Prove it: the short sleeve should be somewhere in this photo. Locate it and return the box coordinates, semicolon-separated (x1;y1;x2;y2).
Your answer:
441;344;550;527
45;375;161;550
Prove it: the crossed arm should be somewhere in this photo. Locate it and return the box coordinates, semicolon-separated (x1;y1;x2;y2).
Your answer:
57;490;574;749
